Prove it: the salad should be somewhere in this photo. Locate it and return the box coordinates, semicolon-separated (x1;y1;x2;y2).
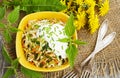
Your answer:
22;19;69;68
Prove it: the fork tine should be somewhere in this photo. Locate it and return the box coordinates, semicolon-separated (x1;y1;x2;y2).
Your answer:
80;70;85;78
83;70;91;78
62;70;78;78
86;71;90;78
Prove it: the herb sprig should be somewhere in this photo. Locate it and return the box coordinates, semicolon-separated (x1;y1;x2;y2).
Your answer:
2;46;43;78
0;6;5;20
2;46;18;78
0;6;20;43
58;13;86;68
2;0;66;14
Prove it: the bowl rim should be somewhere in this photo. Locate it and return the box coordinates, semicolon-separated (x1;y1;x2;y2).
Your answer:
16;11;77;72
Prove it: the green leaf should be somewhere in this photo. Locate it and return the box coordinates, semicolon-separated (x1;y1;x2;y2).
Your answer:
12;58;19;69
0;22;5;28
2;68;15;78
2;0;11;7
21;66;43;78
20;0;66;13
73;40;87;45
66;44;78;68
0;7;5;20
2;46;12;64
65;13;75;37
8;6;20;23
58;38;70;42
9;26;20;33
11;0;21;7
3;30;12;43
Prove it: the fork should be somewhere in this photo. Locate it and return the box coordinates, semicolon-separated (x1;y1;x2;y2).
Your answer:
81;19;116;67
80;20;116;78
62;70;78;78
62;19;116;78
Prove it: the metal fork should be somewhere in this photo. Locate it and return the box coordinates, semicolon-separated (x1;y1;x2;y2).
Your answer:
80;20;116;78
62;70;78;78
62;19;116;78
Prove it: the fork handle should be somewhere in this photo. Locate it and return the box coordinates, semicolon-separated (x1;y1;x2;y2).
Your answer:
81;52;95;67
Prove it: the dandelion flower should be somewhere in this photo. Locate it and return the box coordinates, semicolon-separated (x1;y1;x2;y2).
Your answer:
99;0;109;16
75;11;87;30
74;20;79;29
59;0;109;34
98;0;102;2
84;0;96;7
76;0;83;5
85;0;95;18
86;6;95;18
88;15;100;34
78;6;83;13
67;0;73;8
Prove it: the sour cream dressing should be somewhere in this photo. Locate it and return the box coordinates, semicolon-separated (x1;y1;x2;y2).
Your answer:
36;20;68;58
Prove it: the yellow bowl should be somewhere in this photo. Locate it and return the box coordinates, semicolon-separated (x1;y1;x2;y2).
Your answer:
16;12;77;72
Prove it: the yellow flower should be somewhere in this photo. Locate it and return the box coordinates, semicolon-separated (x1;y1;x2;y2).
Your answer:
98;0;102;2
84;0;96;6
60;0;75;14
75;11;87;30
78;5;83;13
86;6;95;18
60;0;109;34
85;0;95;18
99;0;109;16
67;0;73;8
76;0;83;5
88;15;99;34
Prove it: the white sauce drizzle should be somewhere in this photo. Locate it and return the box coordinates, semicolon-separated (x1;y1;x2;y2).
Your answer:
36;20;68;58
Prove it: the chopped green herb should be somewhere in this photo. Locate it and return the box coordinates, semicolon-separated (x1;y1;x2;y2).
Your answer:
54;27;57;31
34;25;39;29
59;31;62;34
53;44;55;47
31;38;37;42
45;27;50;32
47;35;50;38
51;37;54;41
61;46;64;50
36;41;40;45
42;42;50;51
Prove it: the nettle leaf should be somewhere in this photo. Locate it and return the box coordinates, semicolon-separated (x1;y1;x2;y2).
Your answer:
58;38;70;42
12;58;19;69
0;22;5;28
66;44;78;68
65;13;75;37
8;6;20;23
73;40;87;45
2;46;12;64
3;30;12;43
9;26;20;33
10;0;21;6
2;68;15;78
20;0;66;13
0;7;5;20
21;66;43;78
